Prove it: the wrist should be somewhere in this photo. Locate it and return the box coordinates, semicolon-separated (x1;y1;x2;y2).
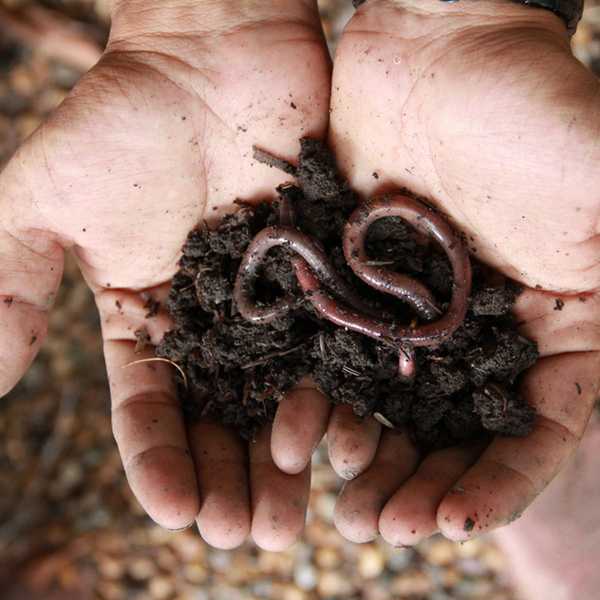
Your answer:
109;1;320;44
394;0;570;35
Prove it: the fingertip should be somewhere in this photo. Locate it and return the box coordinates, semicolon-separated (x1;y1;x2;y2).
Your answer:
436;485;523;542
327;405;381;480
127;446;199;531
379;502;438;548
251;511;305;552
197;513;250;550
271;384;330;475
436;503;480;543
333;492;379;544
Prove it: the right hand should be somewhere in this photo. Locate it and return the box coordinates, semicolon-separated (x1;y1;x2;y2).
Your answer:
0;0;331;550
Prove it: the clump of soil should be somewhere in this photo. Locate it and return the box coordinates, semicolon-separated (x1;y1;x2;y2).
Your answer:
158;139;538;449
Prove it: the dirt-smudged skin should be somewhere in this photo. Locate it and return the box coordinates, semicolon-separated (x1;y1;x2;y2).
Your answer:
158;138;538;449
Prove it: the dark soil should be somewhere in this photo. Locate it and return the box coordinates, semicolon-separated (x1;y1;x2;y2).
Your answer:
158;138;538;450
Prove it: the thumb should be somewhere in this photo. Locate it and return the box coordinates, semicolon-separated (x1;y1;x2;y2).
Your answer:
0;151;64;396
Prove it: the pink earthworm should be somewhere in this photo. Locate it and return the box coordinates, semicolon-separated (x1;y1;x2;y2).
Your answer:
294;195;471;377
233;226;381;323
234;194;472;379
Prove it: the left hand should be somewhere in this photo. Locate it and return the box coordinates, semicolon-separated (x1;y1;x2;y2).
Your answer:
271;0;600;545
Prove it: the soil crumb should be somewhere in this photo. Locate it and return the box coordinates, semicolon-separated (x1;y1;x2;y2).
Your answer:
158;138;538;449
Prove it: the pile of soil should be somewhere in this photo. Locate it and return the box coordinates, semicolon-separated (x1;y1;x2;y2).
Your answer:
158;139;538;450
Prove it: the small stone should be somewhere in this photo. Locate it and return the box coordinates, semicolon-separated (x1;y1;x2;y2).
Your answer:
318;571;355;597
358;545;386;578
391;570;433;597
423;538;458;566
294;563;318;590
314;492;337;521
458;557;488;577
183;564;208;585
149;576;175;600
455;578;495;598
208;550;232;571
481;546;507;572
314;547;342;569
457;538;484;558
283;586;308;600
388;547;415;571
440;567;462;588
171;531;206;562
98;556;125;580
96;581;126;600
128;557;156;581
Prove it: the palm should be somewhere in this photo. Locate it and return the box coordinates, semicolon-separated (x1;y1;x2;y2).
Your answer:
320;1;600;543
0;6;331;550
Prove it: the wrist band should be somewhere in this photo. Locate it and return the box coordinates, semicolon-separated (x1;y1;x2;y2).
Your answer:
437;0;583;34
356;1;584;34
511;1;583;34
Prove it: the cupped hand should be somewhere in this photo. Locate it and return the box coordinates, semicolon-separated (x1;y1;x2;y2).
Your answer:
0;0;331;550
271;0;600;545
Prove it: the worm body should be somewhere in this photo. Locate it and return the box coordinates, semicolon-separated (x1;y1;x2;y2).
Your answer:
234;226;378;323
233;193;472;378
340;195;472;346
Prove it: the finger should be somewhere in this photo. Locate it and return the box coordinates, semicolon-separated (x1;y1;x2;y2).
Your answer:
101;286;199;530
438;352;600;541
334;429;419;544
272;379;330;474
327;404;382;480
250;425;310;551
189;421;251;550
0;228;63;396
379;442;484;547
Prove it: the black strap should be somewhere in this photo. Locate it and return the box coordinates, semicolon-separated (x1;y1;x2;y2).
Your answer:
435;0;584;34
512;0;584;34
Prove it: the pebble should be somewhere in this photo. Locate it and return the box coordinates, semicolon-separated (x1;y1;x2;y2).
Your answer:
358;545;386;579
172;533;206;562
481;546;507;572
127;557;156;581
391;570;434;597
98;556;125;580
314;546;342;569
208;550;232;571
457;538;484;558
149;576;175;600
318;571;355;596
423;537;458;566
454;578;495;598
96;581;126;600
294;563;318;590
313;492;337;521
458;557;489;577
387;547;415;571
183;564;208;585
282;586;309;600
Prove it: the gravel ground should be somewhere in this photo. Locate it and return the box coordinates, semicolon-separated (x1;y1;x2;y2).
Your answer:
0;1;599;599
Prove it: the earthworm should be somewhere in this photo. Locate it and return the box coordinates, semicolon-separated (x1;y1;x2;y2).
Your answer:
294;195;471;377
233;226;380;323
234;193;471;379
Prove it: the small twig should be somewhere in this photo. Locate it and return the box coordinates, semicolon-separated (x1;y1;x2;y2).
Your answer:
241;343;306;370
319;332;326;360
253;146;298;176
342;365;362;377
374;412;395;429
365;260;397;267
122;358;188;389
